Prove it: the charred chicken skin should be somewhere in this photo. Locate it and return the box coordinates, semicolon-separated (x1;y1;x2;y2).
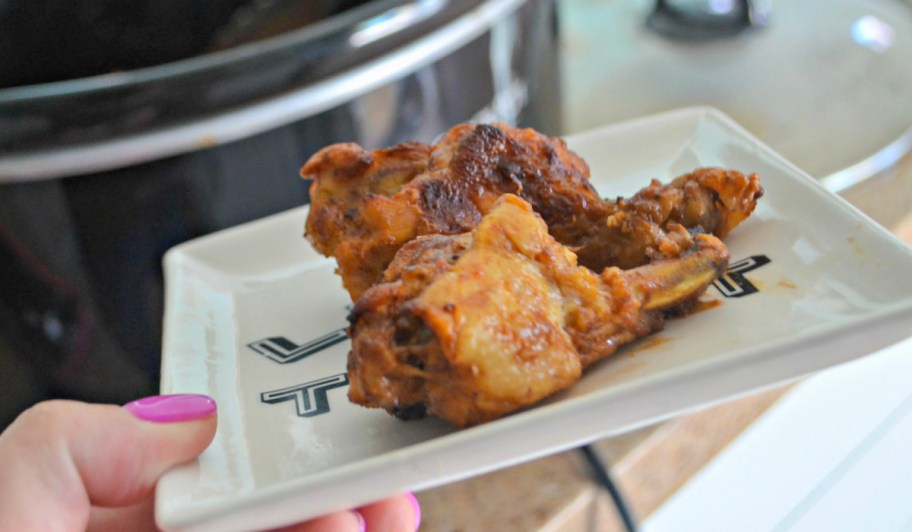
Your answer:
347;195;730;427
569;167;762;273
303;123;762;301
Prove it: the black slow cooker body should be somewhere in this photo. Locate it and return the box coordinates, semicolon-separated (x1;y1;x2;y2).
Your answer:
0;0;562;426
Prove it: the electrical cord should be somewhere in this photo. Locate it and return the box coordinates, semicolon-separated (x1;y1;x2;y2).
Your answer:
579;444;639;532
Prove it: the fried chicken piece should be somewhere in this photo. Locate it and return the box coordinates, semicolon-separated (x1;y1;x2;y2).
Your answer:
347;195;730;427
303;123;604;300
302;123;761;301
571;167;763;271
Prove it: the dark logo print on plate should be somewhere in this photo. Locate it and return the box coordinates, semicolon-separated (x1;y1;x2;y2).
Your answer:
713;255;771;297
260;374;349;417
247;328;348;364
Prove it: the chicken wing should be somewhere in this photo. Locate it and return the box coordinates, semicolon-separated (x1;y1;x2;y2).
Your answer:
570;167;763;271
347;194;730;427
302;123;761;301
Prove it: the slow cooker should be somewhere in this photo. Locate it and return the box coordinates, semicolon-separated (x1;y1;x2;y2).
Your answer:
0;0;561;426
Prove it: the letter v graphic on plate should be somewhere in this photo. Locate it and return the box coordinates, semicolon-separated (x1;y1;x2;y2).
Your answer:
247;328;349;364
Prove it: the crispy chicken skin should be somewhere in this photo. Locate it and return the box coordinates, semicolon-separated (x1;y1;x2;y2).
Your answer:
347;195;730;427
571;167;763;271
302;123;761;301
303;123;603;300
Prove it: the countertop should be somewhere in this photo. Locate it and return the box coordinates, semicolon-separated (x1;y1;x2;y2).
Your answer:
413;1;912;529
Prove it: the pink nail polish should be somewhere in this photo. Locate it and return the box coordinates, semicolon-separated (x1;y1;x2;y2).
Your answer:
407;492;421;531
353;510;366;532
124;394;217;423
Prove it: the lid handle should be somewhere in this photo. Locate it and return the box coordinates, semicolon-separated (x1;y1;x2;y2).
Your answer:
647;0;771;40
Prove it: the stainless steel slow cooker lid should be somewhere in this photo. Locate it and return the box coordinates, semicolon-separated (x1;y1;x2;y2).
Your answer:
562;0;912;191
0;0;528;182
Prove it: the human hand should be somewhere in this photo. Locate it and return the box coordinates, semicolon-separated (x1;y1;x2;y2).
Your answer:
0;394;420;531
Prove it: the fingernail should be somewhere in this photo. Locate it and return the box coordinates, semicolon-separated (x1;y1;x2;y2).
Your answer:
353;510;366;532
407;492;421;531
124;394;217;423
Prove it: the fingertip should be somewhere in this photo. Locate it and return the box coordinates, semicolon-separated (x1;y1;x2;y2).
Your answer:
357;493;421;532
406;492;422;531
77;400;217;506
353;509;367;532
277;510;364;532
0;399;219;529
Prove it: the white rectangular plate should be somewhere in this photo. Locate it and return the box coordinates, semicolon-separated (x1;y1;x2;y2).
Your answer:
156;107;912;531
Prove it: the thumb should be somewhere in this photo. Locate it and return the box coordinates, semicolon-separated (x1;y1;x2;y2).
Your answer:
0;395;217;531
